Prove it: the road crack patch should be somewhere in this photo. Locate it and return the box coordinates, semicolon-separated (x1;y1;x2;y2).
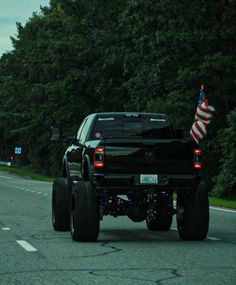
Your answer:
80;241;122;258
0;267;182;284
88;267;182;284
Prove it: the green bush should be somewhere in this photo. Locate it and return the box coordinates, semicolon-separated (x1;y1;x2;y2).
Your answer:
213;108;236;198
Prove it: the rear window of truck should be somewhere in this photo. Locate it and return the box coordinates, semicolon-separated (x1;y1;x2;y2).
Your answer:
92;116;172;139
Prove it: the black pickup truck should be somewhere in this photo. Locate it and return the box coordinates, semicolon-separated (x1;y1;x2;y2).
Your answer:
51;112;209;242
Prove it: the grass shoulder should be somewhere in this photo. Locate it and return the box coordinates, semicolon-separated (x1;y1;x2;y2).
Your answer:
0;165;53;183
208;196;236;210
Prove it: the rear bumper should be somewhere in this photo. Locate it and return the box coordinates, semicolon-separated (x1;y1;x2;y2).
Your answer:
93;173;200;194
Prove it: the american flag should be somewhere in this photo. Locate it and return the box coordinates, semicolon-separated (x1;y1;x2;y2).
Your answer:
190;85;215;144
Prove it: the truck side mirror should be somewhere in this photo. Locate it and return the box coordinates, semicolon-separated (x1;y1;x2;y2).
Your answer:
175;129;184;139
51;127;60;141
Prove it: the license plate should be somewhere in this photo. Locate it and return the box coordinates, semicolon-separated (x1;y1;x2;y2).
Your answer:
140;174;158;184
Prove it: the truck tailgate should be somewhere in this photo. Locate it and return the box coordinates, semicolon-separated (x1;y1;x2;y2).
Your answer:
103;139;196;175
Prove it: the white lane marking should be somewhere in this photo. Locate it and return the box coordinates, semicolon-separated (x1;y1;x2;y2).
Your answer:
0;175;11;179
210;206;236;214
17;240;37;252
2;227;10;231
0;181;49;196
207;237;222;241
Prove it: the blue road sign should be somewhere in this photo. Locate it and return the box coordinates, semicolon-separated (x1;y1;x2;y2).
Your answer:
15;147;22;155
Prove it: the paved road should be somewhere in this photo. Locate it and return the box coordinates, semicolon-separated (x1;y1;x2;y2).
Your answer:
0;172;236;285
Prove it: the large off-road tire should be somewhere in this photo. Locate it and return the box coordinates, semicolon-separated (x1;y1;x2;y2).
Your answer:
176;183;209;240
52;178;70;231
70;181;100;242
146;193;173;231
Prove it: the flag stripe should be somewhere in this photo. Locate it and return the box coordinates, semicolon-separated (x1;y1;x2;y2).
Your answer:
198;106;214;114
200;102;215;113
192;123;205;139
190;93;215;144
190;128;200;144
197;108;214;117
195;103;215;124
195;121;207;137
195;113;212;124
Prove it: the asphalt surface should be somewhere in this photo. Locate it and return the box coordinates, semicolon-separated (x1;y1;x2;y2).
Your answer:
0;172;236;285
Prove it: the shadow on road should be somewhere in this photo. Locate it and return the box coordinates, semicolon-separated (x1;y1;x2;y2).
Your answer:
98;228;182;242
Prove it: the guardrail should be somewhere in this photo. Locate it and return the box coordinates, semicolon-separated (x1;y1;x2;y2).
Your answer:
0;161;11;167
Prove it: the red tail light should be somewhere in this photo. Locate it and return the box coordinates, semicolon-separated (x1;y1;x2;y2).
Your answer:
94;147;105;168
194;148;202;169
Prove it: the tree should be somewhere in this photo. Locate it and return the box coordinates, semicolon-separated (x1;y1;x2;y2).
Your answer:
212;108;236;198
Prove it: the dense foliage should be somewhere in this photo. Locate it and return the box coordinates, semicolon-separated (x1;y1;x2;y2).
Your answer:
0;0;235;197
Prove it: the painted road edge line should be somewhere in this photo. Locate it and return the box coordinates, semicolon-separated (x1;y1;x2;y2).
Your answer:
210;206;236;214
207;237;222;241
17;240;37;252
173;201;236;214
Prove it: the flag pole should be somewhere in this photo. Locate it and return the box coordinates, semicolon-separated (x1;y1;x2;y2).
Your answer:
198;84;205;106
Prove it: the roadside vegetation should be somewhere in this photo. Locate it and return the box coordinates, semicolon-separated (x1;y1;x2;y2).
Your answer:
208;196;236;210
0;0;235;199
0;165;53;182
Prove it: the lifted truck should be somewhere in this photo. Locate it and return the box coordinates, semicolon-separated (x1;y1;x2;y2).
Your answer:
51;112;209;241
